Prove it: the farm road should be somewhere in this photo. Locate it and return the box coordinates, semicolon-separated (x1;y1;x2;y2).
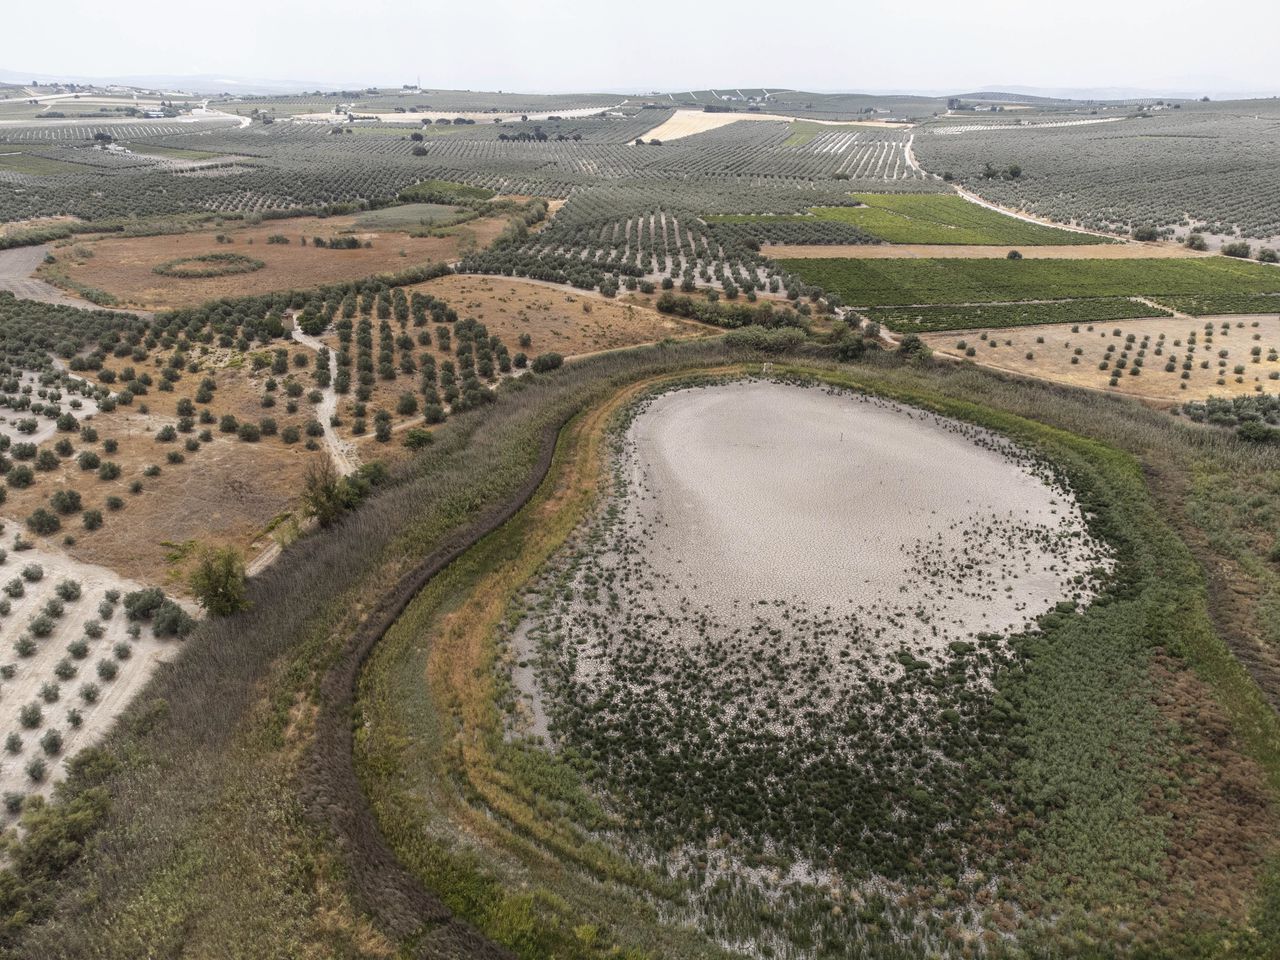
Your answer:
0;244;153;317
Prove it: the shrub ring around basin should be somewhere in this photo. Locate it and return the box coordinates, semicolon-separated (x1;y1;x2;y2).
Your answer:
153;253;266;278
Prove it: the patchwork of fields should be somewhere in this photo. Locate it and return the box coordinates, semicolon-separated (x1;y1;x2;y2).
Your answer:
0;78;1279;960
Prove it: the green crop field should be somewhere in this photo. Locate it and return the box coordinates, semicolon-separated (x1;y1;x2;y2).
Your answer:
782;120;867;147
790;255;1280;306
812;193;1106;244
866;297;1171;332
1155;292;1280;316
350;202;468;231
0;151;85;175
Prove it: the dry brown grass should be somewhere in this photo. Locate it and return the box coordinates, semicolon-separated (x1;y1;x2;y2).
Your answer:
0;215;82;238
923;314;1280;402
40;213;513;310
1148;655;1279;922
1;411;321;588
404;275;713;356
1;352;331;586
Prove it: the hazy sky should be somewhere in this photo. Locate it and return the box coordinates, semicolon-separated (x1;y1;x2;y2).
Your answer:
8;0;1275;96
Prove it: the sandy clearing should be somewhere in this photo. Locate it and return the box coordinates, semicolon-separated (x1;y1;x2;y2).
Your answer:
0;542;181;803
289;324;357;476
767;242;1211;259
923;314;1280;403
636;108;909;142
0;368;100;446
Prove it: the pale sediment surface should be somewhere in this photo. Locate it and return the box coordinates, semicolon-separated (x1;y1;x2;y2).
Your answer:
617;379;1105;660
508;379;1115;950
512;379;1110;744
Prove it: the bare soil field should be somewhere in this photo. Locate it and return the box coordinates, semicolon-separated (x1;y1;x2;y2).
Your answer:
768;242;1212;259
924;314;1280;402
639;109;908;142
39;213;514;310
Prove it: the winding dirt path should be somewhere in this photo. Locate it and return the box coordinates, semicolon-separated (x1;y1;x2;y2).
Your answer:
0;244;155;317
290;325;358;477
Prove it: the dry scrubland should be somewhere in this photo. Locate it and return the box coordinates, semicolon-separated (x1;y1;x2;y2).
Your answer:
926;314;1280;402
1;356;328;583
39;213;512;310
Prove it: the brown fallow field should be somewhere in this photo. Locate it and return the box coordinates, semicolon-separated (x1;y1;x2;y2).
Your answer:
0;354;328;588
923;314;1280;402
38;212;515;310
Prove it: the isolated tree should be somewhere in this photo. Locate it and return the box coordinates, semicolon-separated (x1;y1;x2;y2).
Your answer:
302;458;347;527
189;545;249;616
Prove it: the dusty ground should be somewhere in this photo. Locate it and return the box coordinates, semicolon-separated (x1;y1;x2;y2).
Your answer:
39;213;514;310
612;382;1107;658
768;242;1212;259
0;244;99;308
0;371;100;447
405;275;712;356
2;353;328;587
638;109;908;141
924;314;1280;402
0;543;176;804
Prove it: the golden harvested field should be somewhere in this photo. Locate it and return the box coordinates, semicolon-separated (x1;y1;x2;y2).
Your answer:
639;109;907;141
923;314;1280;402
39;213;513;310
768;242;1212;259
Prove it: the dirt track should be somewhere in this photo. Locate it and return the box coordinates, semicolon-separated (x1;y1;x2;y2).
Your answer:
0;244;97;308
